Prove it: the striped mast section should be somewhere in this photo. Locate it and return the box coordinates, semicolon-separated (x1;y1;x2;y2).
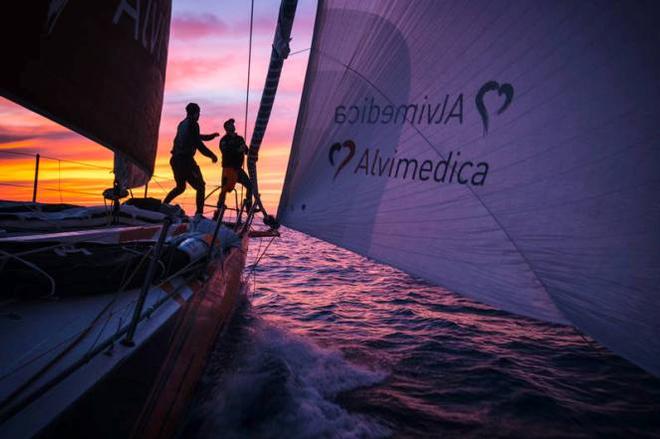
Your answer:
246;0;298;222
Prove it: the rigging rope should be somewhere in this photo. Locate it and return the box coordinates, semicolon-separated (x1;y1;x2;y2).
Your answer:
246;235;276;297
0;333;78;383
244;0;255;139
0;243;156;418
289;47;310;56
0;249;56;298
237;0;255;225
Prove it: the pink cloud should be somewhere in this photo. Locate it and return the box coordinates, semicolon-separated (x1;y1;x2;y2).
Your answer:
170;14;277;41
165;55;236;88
171;14;229;40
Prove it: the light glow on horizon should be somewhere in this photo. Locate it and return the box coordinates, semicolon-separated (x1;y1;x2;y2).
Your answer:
0;0;317;214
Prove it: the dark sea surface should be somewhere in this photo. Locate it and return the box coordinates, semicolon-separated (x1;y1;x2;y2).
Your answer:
184;228;660;439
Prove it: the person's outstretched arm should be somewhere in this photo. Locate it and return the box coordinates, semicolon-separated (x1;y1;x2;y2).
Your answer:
197;142;218;162
192;122;218;162
200;132;219;141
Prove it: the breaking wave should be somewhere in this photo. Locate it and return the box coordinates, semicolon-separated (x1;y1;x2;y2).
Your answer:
184;307;390;439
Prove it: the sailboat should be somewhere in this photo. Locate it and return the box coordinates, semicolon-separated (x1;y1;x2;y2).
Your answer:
0;1;291;438
1;0;659;437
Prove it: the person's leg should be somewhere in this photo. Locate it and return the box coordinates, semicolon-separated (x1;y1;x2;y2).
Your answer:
188;162;206;215
214;189;227;218
237;169;252;198
217;168;238;208
217;171;228;209
194;187;206;215
163;185;185;205
214;168;236;221
163;157;187;204
237;168;252;211
213;182;230;221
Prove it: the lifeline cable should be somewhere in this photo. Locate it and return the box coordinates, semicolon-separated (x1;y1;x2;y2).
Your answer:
247;234;277;298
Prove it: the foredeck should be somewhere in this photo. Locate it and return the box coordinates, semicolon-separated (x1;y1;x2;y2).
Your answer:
0;275;197;438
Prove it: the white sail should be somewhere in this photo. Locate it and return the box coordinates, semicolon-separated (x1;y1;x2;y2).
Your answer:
278;0;660;375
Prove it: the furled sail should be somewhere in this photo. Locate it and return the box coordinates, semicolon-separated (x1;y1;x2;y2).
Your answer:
248;0;298;218
0;0;172;186
278;0;660;375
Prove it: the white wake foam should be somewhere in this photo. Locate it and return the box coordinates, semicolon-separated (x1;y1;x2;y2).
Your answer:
194;322;390;438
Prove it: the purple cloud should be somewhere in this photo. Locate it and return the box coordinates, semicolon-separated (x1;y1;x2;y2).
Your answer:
171;14;229;40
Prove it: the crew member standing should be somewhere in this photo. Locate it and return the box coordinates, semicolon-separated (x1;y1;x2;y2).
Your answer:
163;103;218;216
215;118;252;220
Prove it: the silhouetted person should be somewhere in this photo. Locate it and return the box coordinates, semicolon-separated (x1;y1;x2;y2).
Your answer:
163;103;219;216
215;118;252;220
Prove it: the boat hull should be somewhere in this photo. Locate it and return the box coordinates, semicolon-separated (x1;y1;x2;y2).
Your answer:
131;233;249;439
0;234;249;439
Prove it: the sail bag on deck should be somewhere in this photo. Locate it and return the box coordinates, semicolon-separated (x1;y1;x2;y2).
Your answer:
278;1;660;375
0;1;172;186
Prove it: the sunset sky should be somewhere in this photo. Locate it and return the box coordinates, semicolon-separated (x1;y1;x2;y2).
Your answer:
0;0;317;214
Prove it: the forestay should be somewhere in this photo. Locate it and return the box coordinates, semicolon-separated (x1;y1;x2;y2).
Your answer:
278;0;660;375
0;1;172;186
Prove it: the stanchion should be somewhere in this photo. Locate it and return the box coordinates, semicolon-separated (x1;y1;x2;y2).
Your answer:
122;217;172;347
208;206;226;260
32;154;40;203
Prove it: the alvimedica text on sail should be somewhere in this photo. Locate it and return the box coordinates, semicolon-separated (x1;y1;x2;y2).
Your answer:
332;95;489;186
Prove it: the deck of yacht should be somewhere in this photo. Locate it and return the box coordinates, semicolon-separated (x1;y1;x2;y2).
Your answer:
0;218;250;438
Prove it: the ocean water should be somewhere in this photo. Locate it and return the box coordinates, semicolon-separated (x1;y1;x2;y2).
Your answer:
184;228;660;438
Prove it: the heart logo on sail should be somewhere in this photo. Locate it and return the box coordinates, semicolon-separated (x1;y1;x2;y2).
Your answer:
475;81;514;136
328;140;356;180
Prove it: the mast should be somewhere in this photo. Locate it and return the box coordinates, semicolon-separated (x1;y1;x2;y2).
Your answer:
246;0;298;223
